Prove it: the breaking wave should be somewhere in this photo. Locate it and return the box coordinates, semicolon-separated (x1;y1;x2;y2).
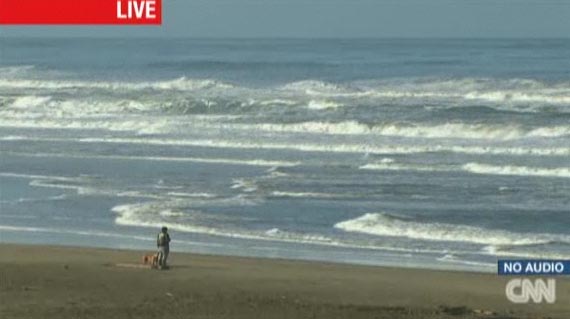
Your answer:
463;163;570;178
281;78;570;108
334;213;570;247
361;161;570;178
2;73;570;114
270;191;338;199
4;113;569;141
62;137;570;157
359;162;444;173
360;78;570;108
112;201;341;246
0;77;233;91
7;152;300;168
230;121;570;140
4;136;569;157
0;65;36;75
111;201;470;255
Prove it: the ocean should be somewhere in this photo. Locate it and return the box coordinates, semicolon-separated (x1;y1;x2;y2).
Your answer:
1;38;569;272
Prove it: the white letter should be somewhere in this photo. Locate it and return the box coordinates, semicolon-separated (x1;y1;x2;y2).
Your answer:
525;279;556;304
147;0;156;19
117;1;127;19
506;279;528;303
133;0;145;19
513;262;522;273
544;262;552;273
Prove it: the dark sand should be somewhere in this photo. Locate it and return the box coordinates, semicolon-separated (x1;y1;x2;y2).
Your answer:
0;244;568;319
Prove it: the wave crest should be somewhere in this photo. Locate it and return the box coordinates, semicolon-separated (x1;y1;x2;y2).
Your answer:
463;163;570;178
334;213;570;247
230;121;570;140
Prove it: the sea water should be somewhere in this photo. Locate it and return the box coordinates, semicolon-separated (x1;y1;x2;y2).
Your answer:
1;38;569;272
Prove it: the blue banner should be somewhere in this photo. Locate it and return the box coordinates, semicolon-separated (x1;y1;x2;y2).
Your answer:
498;260;570;276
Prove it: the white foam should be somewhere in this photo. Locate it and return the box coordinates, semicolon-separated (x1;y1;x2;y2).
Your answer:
361;161;570;179
0;136;27;141
110;200;481;257
114;201;549;260
0;172;172;200
335;213;570;246
70;137;570;157
112;201;461;256
363;78;570;109
258;99;297;106
0;172;79;182
0;113;247;136
0;116;170;134
307;100;342;110
280;80;353;95
7;152;300;168
2;77;570;114
0;109;570;141
463;163;570;178
436;255;496;268
29;179;83;191
159;209;186;217
264;228;337;244
9;96;52;109
0;224;152;242
112;201;340;246
463;90;570;106
270;191;337;198
273;78;570;112
166;192;217;198
231;178;258;192
482;245;570;260
5;135;569;157
360;162;443;172
0;77;233;91
0;65;35;75
226;121;570;140
114;191;166;200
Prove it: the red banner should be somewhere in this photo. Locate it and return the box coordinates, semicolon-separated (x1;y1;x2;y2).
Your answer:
0;0;162;25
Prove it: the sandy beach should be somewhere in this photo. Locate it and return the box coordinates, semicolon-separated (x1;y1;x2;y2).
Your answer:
0;244;567;319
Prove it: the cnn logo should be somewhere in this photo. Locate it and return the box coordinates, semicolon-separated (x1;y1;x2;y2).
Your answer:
505;278;556;304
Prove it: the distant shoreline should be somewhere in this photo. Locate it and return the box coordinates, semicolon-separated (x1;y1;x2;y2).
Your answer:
0;237;495;274
1;243;568;319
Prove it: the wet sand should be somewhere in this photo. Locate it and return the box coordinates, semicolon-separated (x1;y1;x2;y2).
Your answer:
0;244;568;318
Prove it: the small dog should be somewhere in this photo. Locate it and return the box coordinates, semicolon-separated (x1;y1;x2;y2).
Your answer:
142;253;159;268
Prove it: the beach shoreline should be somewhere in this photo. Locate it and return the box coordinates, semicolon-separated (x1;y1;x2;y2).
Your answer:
1;243;568;319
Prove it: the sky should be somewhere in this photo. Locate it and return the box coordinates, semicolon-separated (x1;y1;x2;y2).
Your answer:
1;0;569;38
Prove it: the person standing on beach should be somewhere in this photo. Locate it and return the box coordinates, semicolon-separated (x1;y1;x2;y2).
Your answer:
157;226;171;269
